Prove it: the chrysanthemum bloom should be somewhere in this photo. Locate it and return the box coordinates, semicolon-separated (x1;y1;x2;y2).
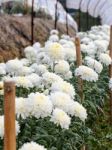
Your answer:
16;97;28;119
24;46;37;63
20;58;30;66
27;92;53;119
0;116;20;139
33;42;41;50
6;58;23;75
51;81;75;98
0;116;4;139
45;42;65;61
50;108;71;129
99;53;112;66
50;92;74;114
94;40;108;52
50;29;59;35
64;71;73;80
27;73;41;87
85;56;103;73
61;34;71;40
42;72;63;87
19;142;47;150
0;66;6;75
14;76;33;89
75;65;98;82
36;52;51;65
18;66;33;76
31;64;48;76
70;101;87;121
54;60;70;74
109;78;112;90
49;35;59;42
63;47;76;62
81;44;88;53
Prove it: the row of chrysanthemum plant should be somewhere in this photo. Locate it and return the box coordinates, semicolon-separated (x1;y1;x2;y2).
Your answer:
0;25;112;149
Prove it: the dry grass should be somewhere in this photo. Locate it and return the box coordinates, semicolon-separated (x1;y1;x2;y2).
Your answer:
0;15;76;62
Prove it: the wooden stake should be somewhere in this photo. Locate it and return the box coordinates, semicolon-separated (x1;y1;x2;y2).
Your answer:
75;37;83;102
75;37;85;150
31;0;34;45
75;37;82;66
4;81;16;150
109;25;112;125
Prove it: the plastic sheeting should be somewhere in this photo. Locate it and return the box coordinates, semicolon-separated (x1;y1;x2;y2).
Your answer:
27;0;77;30
0;0;77;30
66;0;112;25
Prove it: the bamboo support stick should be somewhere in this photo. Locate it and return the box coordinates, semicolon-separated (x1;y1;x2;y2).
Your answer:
109;25;112;125
4;81;16;150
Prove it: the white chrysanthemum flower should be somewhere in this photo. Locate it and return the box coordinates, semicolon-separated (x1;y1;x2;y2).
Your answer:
14;76;33;89
50;92;74;113
33;42;41;50
27;92;53;119
81;37;91;44
27;73;41;87
49;35;59;42
18;66;33;76
45;42;64;61
24;46;37;63
109;78;112;90
64;47;76;62
94;40;108;52
50;29;59;35
88;33;96;40
37;64;48;75
61;34;71;40
64;41;75;49
36;52;51;65
54;60;70;74
59;39;67;45
6;58;23;75
51;81;75;98
16;121;20;136
19;141;47;150
0;63;6;70
16;97;29;119
31;63;47;75
0;116;20;139
81;43;97;56
86;42;97;56
99;53;111;66
75;65;98;82
20;58;30;66
85;56;103;73
0;116;4;138
64;71;73;80
42;72;63;87
81;44;88;53
50;108;71;129
70;101;87;121
0;66;6;75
